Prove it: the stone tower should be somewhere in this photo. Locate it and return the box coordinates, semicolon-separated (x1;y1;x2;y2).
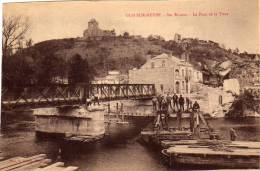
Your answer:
88;18;99;32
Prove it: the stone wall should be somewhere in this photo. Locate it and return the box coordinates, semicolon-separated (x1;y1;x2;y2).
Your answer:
190;83;235;117
34;107;105;136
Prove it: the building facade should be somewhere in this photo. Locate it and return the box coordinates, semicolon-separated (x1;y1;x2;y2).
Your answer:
83;18;115;40
129;53;203;94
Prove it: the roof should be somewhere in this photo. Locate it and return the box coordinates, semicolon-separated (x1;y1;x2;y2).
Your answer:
219;60;232;70
219;68;231;77
89;18;98;23
152;53;170;60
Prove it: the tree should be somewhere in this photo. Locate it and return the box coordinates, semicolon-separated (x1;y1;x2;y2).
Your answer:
233;48;239;54
123;32;129;38
2;15;30;57
35;54;59;85
68;54;91;85
26;38;33;48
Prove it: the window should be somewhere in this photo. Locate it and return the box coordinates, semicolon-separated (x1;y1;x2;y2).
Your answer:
219;95;223;105
182;81;185;90
175;69;179;76
189;70;192;77
160;84;164;92
186;83;189;93
151;62;154;68
175;81;180;94
162;60;165;67
182;69;184;77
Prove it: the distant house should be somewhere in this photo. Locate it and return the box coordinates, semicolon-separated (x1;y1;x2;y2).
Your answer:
181;38;193;44
208;40;219;47
92;71;128;84
83;18;115;40
236;66;260;88
52;76;68;84
198;40;208;45
128;53;203;94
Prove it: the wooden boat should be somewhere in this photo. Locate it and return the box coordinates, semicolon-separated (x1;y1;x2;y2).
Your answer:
162;140;260;169
140;129;194;147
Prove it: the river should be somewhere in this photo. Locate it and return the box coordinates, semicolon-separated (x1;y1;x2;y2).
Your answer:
0;110;260;171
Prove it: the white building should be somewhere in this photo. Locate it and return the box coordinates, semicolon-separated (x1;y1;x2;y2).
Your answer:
92;70;128;84
129;53;203;94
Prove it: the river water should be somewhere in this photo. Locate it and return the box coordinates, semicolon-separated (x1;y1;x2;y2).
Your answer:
0;110;260;171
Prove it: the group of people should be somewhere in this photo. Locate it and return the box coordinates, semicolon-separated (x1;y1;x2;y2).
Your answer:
152;93;201;132
152;93;200;113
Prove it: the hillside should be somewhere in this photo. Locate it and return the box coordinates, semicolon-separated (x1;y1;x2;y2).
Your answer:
30;36;172;76
5;34;258;87
29;35;248;76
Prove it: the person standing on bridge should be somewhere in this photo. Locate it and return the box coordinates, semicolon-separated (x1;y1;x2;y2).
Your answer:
177;109;182;130
152;96;157;111
189;111;195;132
172;93;179;111
166;93;172;111
192;101;200;112
157;94;163;111
186;97;191;111
161;96;169;130
230;128;237;141
179;95;185;112
190;101;200;138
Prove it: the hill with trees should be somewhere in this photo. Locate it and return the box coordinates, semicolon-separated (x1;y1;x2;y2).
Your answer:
3;32;259;87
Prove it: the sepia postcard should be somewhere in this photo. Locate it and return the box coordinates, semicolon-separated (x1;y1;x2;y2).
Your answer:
1;0;260;170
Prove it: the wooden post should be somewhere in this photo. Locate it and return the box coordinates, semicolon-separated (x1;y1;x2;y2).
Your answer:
81;84;89;104
121;103;124;121
116;102;119;119
108;103;111;113
108;103;110;121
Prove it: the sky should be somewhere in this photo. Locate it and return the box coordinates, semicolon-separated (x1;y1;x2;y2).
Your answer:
3;0;260;53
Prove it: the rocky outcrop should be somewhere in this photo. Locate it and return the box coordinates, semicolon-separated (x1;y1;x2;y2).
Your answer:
190;83;235;117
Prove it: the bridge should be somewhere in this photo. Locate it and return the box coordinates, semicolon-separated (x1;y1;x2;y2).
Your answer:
1;84;155;110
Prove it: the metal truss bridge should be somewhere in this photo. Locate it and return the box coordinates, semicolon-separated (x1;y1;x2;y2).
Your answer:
1;84;155;110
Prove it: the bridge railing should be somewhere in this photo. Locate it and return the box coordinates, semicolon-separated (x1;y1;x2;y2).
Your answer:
90;84;155;100
1;84;155;109
1;84;83;109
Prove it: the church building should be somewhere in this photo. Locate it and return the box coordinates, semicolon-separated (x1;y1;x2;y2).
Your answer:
83;18;115;40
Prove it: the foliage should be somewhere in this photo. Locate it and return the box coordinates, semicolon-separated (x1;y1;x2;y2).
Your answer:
123;32;129;38
226;91;257;118
2;34;249;89
2;15;30;57
68;54;91;85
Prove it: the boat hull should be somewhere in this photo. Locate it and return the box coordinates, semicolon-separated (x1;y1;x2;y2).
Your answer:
170;154;260;169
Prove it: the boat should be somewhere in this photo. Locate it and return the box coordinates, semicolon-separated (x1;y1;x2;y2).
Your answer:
162;140;260;169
